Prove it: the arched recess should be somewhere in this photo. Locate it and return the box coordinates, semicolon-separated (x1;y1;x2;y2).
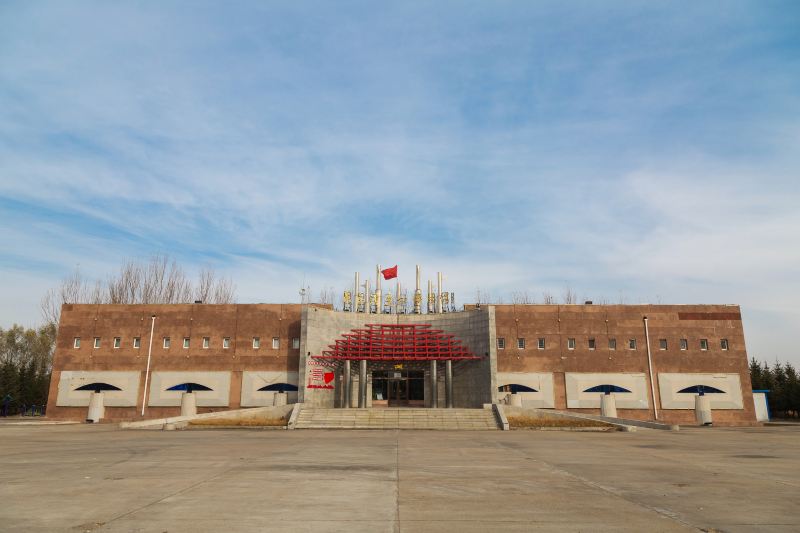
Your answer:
75;383;122;392
167;383;213;392
498;384;538;393
677;385;725;395
258;383;299;392
583;384;631;394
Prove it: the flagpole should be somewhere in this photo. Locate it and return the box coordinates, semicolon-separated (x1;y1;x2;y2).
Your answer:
353;272;359;314
414;264;422;314
375;264;382;315
436;272;443;313
365;278;371;314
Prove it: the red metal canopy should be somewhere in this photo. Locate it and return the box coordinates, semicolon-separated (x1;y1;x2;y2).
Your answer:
316;323;481;361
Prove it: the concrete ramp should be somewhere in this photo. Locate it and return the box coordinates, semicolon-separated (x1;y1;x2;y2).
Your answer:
294;407;501;430
119;405;293;430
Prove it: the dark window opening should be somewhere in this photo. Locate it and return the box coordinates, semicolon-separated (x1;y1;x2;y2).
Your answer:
75;382;122;392
167;382;213;392
583;384;632;394
257;383;299;392
677;385;725;395
498;384;538;393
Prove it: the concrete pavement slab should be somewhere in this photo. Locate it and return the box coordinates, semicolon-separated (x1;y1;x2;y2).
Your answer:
0;424;798;532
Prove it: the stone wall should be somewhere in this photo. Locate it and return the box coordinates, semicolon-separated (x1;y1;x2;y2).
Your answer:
299;306;496;408
485;303;756;425
47;303;310;421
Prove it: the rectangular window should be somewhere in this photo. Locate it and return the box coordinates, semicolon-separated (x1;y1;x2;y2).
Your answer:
133;337;140;349
183;337;190;349
94;337;101;349
680;338;688;350
73;337;81;348
721;339;729;351
292;337;300;349
567;338;576;350
223;337;231;349
517;338;525;349
272;337;280;349
659;339;667;350
628;338;637;350
497;337;505;349
700;339;708;351
113;337;121;349
538;338;545;350
202;337;210;349
163;337;170;349
588;338;596;350
608;338;616;350
253;337;260;349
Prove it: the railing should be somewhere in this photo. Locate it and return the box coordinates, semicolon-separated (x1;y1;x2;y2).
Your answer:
0;403;47;417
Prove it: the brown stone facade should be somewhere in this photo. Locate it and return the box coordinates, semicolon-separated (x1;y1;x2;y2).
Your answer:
48;302;756;425
488;304;755;425
47;303;305;421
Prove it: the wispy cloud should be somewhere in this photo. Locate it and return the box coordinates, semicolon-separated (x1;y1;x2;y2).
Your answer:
1;1;798;362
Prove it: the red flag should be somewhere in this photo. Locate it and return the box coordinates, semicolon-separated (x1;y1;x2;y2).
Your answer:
381;265;398;280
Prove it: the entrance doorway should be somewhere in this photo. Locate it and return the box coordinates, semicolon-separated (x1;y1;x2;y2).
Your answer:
372;370;425;407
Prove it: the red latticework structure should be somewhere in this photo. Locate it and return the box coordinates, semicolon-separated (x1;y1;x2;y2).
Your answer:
317;324;480;361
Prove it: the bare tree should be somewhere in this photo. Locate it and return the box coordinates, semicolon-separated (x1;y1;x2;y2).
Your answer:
41;269;101;326
41;255;237;326
195;266;235;304
511;290;534;304
316;287;337;307
207;275;236;304
474;289;503;305
541;291;556;304
475;289;492;305
562;287;577;304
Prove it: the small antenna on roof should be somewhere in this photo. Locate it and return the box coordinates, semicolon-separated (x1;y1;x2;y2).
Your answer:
299;274;308;304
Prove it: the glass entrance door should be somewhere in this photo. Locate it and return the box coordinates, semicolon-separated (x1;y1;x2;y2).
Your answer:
372;370;425;407
388;378;408;407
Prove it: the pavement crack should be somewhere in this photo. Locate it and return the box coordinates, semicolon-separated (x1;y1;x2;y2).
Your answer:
394;430;401;533
495;440;704;531
535;459;703;531
94;463;240;529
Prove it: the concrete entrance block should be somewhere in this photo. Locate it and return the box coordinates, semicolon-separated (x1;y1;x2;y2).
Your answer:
600;393;617;418
273;392;288;406
507;393;522;407
180;392;197;417
86;392;104;423
695;395;712;425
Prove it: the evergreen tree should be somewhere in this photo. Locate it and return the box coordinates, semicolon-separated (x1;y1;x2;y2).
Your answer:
749;358;800;418
0;325;54;415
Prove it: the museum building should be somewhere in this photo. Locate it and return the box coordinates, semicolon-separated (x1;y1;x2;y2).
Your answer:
46;281;757;426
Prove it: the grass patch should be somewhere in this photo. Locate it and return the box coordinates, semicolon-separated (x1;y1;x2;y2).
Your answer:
188;415;288;427
507;415;613;429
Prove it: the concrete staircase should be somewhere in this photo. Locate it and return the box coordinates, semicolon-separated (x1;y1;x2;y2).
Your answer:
294;407;501;430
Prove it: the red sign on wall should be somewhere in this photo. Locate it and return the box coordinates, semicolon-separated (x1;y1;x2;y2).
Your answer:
307;361;335;389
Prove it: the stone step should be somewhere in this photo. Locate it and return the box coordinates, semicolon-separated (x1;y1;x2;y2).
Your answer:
294;407;500;430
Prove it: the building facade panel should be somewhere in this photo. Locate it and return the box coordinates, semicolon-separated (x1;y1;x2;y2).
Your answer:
241;371;299;406
147;371;231;407
658;373;744;409
565;372;650;409
55;370;140;407
496;372;555;408
45;301;757;425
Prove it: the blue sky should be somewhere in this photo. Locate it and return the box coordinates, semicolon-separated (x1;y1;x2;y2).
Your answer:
1;1;798;364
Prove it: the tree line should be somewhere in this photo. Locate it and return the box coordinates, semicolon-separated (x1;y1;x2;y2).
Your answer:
1;324;55;414
1;255;235;415
749;358;800;418
3;255;799;419
41;254;235;327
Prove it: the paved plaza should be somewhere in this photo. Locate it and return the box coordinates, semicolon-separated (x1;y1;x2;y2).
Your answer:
1;423;798;532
